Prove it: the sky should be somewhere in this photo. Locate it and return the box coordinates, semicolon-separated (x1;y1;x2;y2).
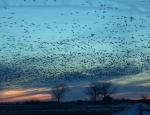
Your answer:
0;0;150;102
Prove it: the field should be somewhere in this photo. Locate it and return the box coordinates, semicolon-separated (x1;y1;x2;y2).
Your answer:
0;104;128;115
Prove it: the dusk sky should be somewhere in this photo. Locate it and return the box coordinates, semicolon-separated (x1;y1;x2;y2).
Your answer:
0;0;150;102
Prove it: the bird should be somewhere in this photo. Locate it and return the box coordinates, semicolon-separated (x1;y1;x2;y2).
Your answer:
91;34;95;37
3;6;7;9
0;0;149;91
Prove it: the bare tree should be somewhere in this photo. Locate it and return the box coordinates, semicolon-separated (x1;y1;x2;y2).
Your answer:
85;82;101;103
51;84;69;104
99;82;117;98
141;94;149;100
85;82;116;104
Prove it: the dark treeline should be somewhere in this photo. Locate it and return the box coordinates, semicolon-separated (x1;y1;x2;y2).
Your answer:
1;99;150;106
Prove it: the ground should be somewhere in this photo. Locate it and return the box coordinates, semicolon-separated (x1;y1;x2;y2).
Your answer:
0;103;150;115
113;103;150;115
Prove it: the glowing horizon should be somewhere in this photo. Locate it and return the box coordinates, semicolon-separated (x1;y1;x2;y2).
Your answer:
0;88;53;102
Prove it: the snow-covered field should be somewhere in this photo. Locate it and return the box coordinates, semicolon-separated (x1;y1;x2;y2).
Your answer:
113;103;150;115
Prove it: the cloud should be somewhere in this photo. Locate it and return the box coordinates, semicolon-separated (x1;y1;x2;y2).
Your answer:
84;62;142;78
0;88;53;102
1;94;52;102
108;70;150;85
1;70;150;102
0;52;149;90
0;0;150;102
113;92;150;100
103;70;150;99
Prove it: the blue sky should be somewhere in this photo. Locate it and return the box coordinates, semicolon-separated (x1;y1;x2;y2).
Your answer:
0;0;150;102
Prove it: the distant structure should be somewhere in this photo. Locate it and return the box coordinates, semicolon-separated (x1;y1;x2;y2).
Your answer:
76;100;83;105
103;96;113;105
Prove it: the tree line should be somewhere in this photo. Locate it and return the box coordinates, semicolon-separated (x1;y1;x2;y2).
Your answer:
52;81;117;105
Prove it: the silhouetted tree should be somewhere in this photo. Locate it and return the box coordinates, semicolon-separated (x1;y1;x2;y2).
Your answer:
51;84;69;104
141;94;149;101
85;82;101;104
85;82;116;104
99;82;116;98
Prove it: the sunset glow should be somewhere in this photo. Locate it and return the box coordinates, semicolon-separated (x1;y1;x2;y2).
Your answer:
0;88;53;102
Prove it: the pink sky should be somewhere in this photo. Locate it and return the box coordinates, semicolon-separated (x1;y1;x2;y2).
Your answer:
1;88;150;102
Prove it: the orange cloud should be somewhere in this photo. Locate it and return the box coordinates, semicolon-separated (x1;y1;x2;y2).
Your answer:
0;88;53;102
1;94;53;102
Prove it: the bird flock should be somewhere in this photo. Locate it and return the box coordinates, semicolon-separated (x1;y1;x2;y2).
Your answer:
0;0;150;89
